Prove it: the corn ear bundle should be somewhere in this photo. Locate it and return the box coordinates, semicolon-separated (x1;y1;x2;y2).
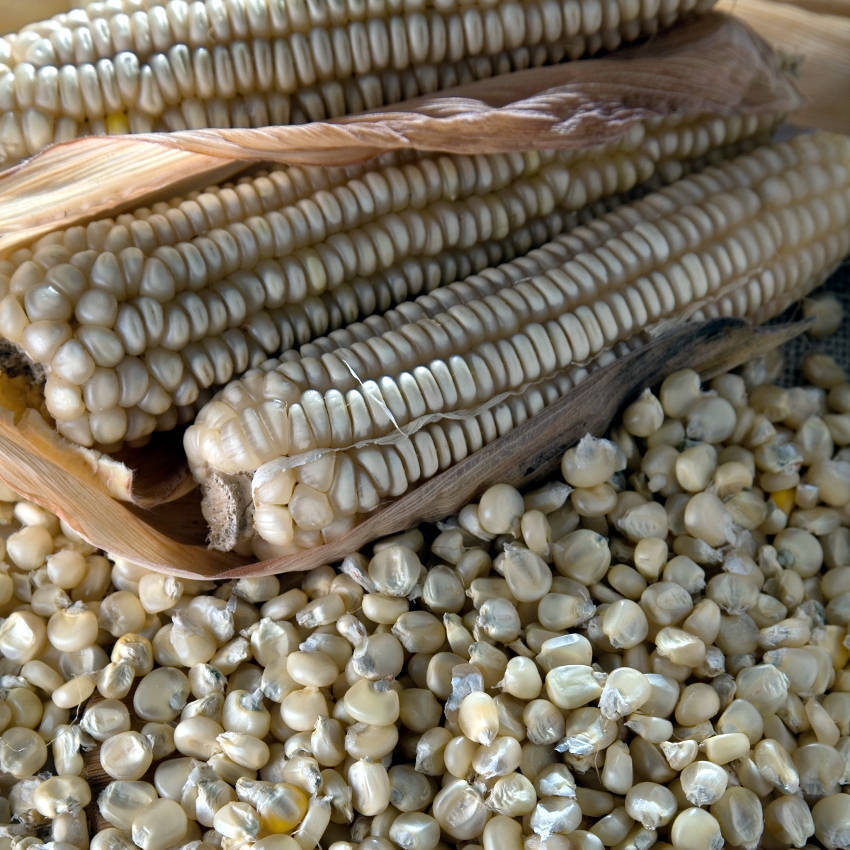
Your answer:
0;108;779;449
182;131;850;555
0;14;809;574
0;0;717;169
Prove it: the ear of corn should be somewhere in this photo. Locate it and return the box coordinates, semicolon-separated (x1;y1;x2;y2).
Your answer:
0;109;777;449
182;131;850;555
0;0;717;168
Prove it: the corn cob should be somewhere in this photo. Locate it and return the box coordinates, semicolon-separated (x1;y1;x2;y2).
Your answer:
0;0;716;168
0;109;777;448
183;131;850;554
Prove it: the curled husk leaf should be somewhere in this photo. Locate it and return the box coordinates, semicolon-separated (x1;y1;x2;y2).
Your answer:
716;0;850;134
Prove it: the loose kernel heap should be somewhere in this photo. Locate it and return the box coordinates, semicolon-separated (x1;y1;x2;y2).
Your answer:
1;337;850;850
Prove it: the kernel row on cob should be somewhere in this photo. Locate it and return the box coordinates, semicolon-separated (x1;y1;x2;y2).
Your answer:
0;108;780;449
0;0;716;169
180;131;850;557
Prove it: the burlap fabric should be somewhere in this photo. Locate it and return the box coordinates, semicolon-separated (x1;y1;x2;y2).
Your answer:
776;261;850;381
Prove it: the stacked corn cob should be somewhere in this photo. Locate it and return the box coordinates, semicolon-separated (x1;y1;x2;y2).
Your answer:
0;0;716;169
182;132;850;556
0;109;778;449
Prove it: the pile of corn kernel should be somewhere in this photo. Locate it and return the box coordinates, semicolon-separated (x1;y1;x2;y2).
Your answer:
1;338;850;850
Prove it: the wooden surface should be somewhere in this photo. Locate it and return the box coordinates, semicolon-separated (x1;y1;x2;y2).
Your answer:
717;0;850;133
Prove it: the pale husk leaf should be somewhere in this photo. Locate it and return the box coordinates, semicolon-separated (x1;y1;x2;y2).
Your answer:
0;409;240;576
717;0;850;134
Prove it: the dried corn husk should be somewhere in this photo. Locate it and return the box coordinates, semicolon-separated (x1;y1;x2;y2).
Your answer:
0;0;75;35
717;0;850;133
0;14;806;577
764;0;850;17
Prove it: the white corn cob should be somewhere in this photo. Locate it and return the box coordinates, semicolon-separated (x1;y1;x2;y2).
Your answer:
182;131;850;554
0;0;717;167
0;110;776;448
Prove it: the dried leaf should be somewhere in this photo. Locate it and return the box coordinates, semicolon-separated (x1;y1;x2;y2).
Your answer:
0;14;800;257
763;0;850;16
0;409;242;577
717;0;850;133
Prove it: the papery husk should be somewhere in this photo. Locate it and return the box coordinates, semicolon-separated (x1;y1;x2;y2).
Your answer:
764;0;850;17
0;320;806;578
0;13;800;257
0;408;240;577
0;13;805;576
717;0;850;134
